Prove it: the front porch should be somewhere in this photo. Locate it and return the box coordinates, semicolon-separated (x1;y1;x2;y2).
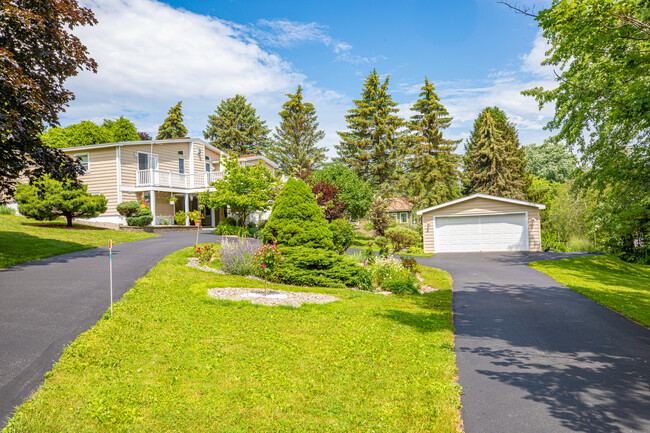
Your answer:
136;190;225;227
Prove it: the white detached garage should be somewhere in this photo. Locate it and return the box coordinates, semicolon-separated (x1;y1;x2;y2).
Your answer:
417;194;545;253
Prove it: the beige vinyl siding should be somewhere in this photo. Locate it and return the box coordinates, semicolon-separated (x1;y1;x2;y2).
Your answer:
205;148;221;171
421;197;542;253
193;142;205;174
72;148;119;216
120;143;192;186
153;191;175;218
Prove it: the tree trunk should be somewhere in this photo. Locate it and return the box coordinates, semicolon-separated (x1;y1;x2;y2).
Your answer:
65;215;74;227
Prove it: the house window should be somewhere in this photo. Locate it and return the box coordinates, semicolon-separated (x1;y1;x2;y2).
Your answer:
75;153;89;172
178;158;185;174
137;152;158;170
400;212;408;223
178;150;185;156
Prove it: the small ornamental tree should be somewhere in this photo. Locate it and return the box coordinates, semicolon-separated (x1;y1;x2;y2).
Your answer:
312;181;346;222
312;163;373;220
15;175;107;227
198;155;278;226
368;196;390;237
262;178;334;249
254;242;284;295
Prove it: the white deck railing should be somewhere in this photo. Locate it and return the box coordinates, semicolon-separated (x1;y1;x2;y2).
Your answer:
136;170;224;188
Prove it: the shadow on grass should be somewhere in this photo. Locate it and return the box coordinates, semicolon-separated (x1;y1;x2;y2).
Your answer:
0;231;107;270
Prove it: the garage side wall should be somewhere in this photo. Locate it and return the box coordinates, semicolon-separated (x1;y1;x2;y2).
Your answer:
421;197;542;253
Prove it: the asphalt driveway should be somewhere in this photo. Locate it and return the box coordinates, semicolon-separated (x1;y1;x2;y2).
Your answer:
419;252;650;433
0;231;217;426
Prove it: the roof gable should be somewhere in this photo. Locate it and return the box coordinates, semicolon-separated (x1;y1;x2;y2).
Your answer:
416;193;545;215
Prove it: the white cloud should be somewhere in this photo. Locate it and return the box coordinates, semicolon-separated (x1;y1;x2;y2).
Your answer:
59;0;359;155
520;32;554;78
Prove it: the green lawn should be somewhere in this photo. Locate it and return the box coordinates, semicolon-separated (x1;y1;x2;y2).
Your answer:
0;215;157;268
4;245;461;433
530;255;650;327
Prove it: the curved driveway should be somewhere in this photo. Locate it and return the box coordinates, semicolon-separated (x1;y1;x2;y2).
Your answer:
0;231;216;426
419;252;650;433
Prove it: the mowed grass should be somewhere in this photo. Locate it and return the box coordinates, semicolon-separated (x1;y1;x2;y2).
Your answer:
4;245;461;433
0;215;157;268
530;255;650;327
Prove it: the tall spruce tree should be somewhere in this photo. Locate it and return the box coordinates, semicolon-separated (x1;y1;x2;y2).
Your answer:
464;107;529;196
405;78;461;209
336;69;404;189
156;101;188;139
267;86;327;176
203;95;270;155
464;112;527;199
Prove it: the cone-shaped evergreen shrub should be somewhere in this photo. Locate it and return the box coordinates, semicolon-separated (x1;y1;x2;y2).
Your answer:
263;178;334;249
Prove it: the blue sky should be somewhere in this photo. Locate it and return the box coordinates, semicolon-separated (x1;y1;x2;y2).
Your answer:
66;0;556;157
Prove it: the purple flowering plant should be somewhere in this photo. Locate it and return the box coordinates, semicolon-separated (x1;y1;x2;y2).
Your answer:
217;239;261;276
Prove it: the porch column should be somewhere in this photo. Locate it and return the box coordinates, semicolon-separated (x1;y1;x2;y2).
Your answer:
149;189;156;226
211;208;215;227
184;193;190;226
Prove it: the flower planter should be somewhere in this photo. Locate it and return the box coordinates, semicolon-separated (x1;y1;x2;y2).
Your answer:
194;220;201;227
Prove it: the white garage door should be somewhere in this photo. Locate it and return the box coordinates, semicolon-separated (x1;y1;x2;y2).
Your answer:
434;213;529;253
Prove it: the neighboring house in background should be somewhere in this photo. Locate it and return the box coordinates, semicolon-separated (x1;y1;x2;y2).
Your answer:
387;197;419;225
10;138;278;226
416;193;545;253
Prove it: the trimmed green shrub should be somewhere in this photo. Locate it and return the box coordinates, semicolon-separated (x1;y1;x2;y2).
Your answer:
263;178;334;249
383;279;419;295
174;210;186;225
127;207;153;226
0;205;16;215
329;218;354;254
272;246;372;290
15;175;107;227
214;222;255;238
406;246;425;255
116;201;141;218
374;236;388;249
385;226;420;252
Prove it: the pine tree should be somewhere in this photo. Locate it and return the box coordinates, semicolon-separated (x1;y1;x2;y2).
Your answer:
336;69;404;189
465;112;527;199
405;78;461;209
156;101;188;139
267;86;327;176
203;95;270;155
464;107;529;197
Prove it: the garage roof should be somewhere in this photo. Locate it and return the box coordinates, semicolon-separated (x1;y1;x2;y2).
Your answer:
416;193;546;216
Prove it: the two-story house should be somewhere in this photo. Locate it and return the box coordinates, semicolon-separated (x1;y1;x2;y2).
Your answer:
50;137;277;226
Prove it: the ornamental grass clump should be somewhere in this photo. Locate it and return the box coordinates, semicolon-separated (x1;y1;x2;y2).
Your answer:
218;239;261;276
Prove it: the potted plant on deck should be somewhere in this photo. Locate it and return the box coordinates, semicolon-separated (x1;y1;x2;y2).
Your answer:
168;194;178;205
187;210;203;226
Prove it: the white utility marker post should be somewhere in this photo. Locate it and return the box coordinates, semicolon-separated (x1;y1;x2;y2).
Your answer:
109;239;113;315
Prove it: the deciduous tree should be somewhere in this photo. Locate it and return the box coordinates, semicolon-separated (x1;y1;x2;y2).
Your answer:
198;155;278;226
0;0;97;198
524;141;577;183
267;86;326;176
312;163;373;220
312;181;346;222
203;95;270;155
